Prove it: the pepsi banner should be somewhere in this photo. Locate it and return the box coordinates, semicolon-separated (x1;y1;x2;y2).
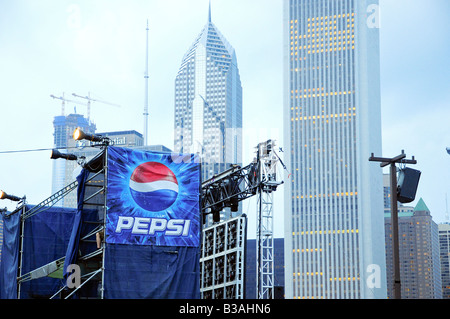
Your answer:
106;147;201;247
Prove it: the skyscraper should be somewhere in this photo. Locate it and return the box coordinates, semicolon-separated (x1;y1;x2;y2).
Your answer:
438;222;450;299
174;4;242;181
283;0;386;298
384;199;442;299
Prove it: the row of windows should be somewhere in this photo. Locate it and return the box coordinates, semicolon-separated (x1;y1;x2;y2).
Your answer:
291;112;356;121
292;29;355;41
291;39;355;50
291;91;354;100
307;18;355;27
291;47;355;56
293;228;358;236
293;191;358;199
290;12;355;24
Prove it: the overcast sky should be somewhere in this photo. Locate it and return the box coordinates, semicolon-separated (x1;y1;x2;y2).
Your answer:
0;0;449;238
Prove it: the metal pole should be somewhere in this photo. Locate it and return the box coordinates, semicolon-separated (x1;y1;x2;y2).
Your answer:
256;146;262;298
369;151;417;300
17;205;26;299
144;20;149;146
390;163;401;299
100;146;108;299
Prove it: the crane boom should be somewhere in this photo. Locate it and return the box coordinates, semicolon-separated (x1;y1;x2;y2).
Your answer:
50;93;88;116
72;92;120;120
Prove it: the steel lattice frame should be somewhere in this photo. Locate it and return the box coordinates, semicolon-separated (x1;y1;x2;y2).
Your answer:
255;140;279;299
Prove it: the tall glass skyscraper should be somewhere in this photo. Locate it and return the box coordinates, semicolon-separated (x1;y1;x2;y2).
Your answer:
174;5;242;181
283;0;386;298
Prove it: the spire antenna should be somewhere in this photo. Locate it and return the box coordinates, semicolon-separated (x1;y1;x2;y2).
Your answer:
144;19;149;146
208;0;211;23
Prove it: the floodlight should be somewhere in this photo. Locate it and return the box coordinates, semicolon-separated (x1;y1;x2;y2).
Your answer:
73;127;103;142
0;190;22;202
51;149;78;161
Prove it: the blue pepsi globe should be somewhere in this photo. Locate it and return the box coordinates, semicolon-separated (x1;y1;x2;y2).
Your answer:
129;161;178;212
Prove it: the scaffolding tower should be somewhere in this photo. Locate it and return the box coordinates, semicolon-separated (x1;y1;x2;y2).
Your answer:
13;147;108;299
9;139;283;299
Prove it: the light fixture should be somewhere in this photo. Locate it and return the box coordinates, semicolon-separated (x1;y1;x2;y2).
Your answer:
51;149;78;161
0;190;22;202
73;127;103;143
446;147;450;155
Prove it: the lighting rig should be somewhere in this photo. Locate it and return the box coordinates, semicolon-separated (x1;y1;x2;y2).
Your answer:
200;139;284;299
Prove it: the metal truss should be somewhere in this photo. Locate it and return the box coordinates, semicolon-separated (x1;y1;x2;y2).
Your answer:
201;139;283;299
255;139;281;299
256;190;274;299
201;163;258;223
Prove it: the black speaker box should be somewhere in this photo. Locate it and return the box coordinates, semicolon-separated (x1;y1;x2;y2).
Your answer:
397;167;421;203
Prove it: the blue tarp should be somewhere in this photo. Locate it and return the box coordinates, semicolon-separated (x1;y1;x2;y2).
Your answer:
104;244;200;299
20;206;77;299
0;210;21;299
63;169;90;281
0;205;77;299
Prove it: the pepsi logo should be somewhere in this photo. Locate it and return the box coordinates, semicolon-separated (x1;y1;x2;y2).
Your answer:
129;161;178;212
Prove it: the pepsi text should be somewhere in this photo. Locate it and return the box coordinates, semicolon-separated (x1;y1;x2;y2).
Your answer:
115;216;191;237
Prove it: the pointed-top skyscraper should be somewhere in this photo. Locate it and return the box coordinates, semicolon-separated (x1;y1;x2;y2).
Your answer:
174;2;242;181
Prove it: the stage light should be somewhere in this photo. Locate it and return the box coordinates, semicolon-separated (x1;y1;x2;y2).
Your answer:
0;190;22;202
51;149;78;161
73;127;103;143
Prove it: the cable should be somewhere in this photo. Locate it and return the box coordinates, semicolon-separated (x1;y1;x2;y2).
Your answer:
0;146;92;155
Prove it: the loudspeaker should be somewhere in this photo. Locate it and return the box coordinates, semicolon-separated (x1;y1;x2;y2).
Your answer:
397;167;421;203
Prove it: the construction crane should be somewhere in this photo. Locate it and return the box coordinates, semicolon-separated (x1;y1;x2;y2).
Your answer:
72;92;120;121
50;93;88;116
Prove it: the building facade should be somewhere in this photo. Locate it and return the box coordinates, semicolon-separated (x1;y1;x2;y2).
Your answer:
438;223;450;299
52;113;96;206
384;199;442;299
283;0;386;298
246;238;285;299
173;6;242;181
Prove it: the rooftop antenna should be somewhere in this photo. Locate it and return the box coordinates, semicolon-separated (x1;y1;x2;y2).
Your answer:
143;19;149;146
208;0;212;23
